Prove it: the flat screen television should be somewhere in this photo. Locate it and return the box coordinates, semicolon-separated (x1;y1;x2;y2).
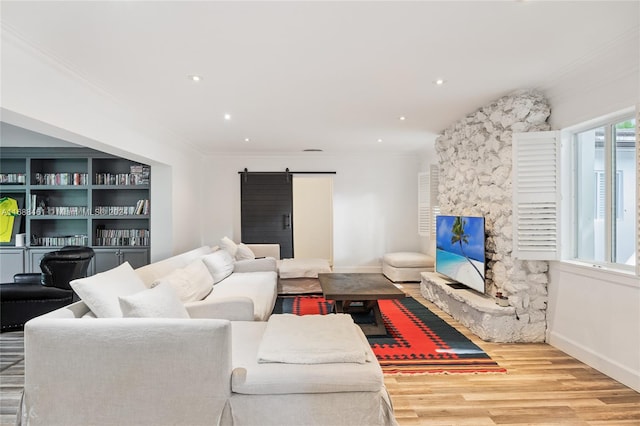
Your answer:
435;215;486;294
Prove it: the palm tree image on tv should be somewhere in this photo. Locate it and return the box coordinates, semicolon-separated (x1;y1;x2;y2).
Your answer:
435;215;486;293
450;216;484;281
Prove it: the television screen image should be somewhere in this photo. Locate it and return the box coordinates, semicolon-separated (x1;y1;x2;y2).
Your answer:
435;215;486;293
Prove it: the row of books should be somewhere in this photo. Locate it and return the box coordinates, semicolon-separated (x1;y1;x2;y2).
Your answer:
34;173;89;186
33;206;91;216
94;201;149;216
0;173;26;185
31;206;148;216
33;235;88;247
94;228;150;247
95;165;150;186
94;173;147;186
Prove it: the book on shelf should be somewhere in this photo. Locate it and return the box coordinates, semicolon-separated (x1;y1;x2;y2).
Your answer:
134;199;150;215
0;173;26;184
130;165;150;185
34;173;88;186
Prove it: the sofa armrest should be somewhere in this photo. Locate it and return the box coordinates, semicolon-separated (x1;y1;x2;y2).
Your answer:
234;257;277;273
185;297;254;321
23;318;232;425
246;243;281;260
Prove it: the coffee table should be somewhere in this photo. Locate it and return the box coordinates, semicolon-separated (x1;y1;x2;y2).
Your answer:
318;273;406;336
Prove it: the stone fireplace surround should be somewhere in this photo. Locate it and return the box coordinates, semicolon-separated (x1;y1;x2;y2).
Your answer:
421;89;551;343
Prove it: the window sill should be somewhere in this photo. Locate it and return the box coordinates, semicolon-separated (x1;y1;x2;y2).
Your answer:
551;260;639;289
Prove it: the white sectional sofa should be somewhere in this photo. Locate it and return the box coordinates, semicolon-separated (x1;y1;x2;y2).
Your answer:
19;244;397;426
134;244;280;321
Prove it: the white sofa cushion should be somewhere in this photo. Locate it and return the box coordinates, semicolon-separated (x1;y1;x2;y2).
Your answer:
203;250;235;284
234;257;277;273
119;282;190;318
231;322;383;395
70;262;147;318
245;243;281;260
220;236;239;258
205;271;277;321
235;243;256;261
135;246;213;287
152;259;214;303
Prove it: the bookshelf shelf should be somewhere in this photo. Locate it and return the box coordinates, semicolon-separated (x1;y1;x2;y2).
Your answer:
0;146;151;275
92;185;150;190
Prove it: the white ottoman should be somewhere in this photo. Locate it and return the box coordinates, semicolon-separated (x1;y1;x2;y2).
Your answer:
382;252;434;282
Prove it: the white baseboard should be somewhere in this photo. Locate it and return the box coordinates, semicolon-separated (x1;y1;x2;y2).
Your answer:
548;331;640;392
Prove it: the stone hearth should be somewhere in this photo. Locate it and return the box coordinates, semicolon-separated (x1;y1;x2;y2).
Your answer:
421;273;526;343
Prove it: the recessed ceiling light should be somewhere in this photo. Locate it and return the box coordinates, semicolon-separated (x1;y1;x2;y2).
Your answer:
188;74;202;82
244;138;250;142
377;138;383;143
433;79;446;86
399;116;406;121
224;113;232;121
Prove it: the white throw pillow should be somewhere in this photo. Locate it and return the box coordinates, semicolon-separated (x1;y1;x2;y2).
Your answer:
70;262;147;318
119;282;190;319
202;250;235;284
220;236;239;258
235;243;256;261
151;259;214;303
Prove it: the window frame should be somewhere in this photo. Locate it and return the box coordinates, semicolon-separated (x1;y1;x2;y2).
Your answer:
568;109;637;273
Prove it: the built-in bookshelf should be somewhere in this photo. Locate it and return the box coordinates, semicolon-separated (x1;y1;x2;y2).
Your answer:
0;146;151;275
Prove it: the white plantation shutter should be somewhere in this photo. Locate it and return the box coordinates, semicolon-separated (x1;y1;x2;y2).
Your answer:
418;165;440;238
418;172;430;236
512;131;561;260
429;164;440;238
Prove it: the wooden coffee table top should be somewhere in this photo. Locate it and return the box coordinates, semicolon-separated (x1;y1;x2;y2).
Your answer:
318;273;406;301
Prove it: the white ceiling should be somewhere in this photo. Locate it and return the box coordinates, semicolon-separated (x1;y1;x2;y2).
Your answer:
1;1;638;155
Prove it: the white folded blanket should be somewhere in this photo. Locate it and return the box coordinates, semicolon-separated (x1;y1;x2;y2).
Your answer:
257;314;369;364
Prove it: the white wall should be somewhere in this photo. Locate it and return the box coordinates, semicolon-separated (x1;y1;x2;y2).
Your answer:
548;262;640;391
543;27;640;391
1;28;204;260
202;153;422;271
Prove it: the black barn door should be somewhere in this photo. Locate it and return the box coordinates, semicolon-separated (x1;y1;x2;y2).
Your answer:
240;173;293;258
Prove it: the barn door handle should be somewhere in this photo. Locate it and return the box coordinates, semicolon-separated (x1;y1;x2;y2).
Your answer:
283;214;291;229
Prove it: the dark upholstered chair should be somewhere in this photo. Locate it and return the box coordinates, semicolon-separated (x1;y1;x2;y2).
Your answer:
0;246;95;331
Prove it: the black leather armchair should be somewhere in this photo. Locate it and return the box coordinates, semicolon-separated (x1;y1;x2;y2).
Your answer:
0;246;95;331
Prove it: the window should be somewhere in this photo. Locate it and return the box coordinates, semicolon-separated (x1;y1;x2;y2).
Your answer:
574;117;636;268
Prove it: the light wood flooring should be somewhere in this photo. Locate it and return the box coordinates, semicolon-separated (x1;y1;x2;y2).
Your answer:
1;283;639;425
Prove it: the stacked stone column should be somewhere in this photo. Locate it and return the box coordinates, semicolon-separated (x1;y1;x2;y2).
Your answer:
435;89;551;341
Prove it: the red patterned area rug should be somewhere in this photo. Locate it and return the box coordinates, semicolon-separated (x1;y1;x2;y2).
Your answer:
273;295;506;375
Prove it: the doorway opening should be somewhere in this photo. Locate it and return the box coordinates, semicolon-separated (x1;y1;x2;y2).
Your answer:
240;171;333;262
